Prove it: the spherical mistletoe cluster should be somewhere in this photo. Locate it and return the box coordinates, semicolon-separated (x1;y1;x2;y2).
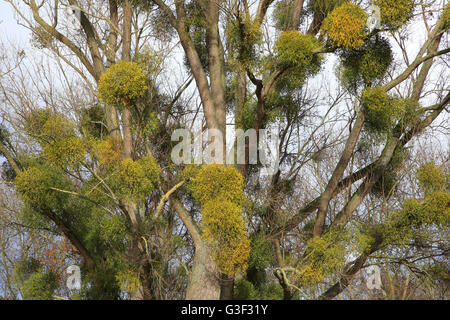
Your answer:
15;165;71;209
374;0;414;30
416;162;448;195
190;164;245;205
24;109;75;142
380;162;449;246
190;164;250;276
361;87;406;133
275;31;322;71
24;109;88;168
98;60;147;108
321;2;368;49
111;155;160;201
339;36;393;89
43;136;87;168
274;30;323;90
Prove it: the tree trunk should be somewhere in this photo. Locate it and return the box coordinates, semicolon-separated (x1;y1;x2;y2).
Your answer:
219;274;234;300
186;244;220;300
173;199;221;300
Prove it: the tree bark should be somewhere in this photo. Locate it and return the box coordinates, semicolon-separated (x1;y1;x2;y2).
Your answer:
172;199;220;299
186;243;221;300
219;274;234;300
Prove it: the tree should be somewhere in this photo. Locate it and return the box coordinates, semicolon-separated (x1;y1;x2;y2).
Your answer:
0;0;448;299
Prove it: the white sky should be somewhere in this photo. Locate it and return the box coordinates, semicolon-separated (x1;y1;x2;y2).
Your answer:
0;2;30;46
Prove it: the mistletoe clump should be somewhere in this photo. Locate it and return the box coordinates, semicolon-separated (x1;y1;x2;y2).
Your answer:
295;233;346;287
15;166;72;210
416;162;448;195
44;136;87;168
274;30;323;90
275;30;322;73
98;60;147;108
190;164;250;277
443;3;450;30
339;36;393;89
321;2;368;49
361;87;406;133
24;109;75;142
374;0;415;30
383;191;450;245
111;155;160;201
226;13;262;68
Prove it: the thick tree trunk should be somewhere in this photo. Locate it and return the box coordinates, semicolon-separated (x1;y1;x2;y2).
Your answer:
186;244;220;300
173;199;220;300
219;274;234;300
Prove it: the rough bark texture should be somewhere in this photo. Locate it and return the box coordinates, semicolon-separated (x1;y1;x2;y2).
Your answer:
172;199;221;299
219;274;234;300
186;244;220;300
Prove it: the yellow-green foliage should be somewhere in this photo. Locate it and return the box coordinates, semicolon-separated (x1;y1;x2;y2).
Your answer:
374;0;414;29
44;136;87;168
339;37;392;88
112;155;160;201
201;201;245;242
22;270;57;300
93;137;122;168
226;14;262;68
321;2;367;49
115;269;140;294
443;3;450;30
275;31;322;72
416;162;448;195
190;164;250;276
201;200;250;276
296;234;346;286
15;166;71;209
98;61;147;108
248;235;273;271
23;109;89;168
24;109;75;142
190;164;245;205
273;31;323;91
142;112;161;138
23;109;90;168
361;87;406;133
386;192;450;239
